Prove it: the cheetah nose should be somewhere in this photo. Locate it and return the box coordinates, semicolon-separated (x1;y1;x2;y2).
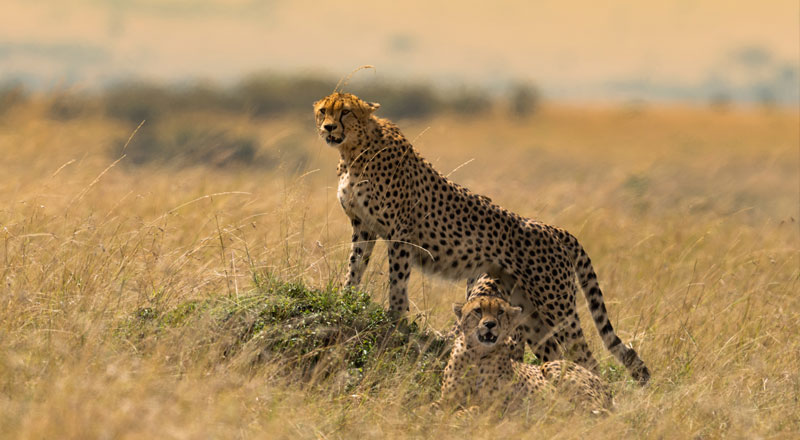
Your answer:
484;321;497;329
323;124;337;132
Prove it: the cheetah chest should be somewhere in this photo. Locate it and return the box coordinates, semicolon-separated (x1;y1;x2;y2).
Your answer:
338;170;382;230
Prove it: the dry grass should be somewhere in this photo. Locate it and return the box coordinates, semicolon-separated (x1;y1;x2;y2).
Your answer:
1;100;798;439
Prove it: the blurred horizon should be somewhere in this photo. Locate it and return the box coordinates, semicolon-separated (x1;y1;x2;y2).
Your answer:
1;0;798;106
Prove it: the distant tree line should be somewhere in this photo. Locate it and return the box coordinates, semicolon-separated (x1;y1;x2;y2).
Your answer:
0;74;541;171
0;74;541;122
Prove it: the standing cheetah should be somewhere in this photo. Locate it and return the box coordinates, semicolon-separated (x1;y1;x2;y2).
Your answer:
439;294;612;413
314;92;650;384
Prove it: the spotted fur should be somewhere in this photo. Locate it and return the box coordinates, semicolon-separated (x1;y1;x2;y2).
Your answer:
313;92;650;384
439;295;612;413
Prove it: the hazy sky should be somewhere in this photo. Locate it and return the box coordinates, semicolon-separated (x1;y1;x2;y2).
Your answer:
2;0;798;101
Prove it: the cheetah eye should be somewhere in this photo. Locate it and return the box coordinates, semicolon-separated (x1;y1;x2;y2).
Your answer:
319;108;326;115
497;309;504;316
472;309;482;318
342;109;350;115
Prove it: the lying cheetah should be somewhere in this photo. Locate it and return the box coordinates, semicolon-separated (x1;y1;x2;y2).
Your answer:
314;92;650;384
439;294;612;413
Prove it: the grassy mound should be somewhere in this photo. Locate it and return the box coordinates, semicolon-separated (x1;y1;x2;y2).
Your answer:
124;274;450;399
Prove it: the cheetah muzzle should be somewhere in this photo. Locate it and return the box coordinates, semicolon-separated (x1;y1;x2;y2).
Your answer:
324;134;344;146
477;328;498;345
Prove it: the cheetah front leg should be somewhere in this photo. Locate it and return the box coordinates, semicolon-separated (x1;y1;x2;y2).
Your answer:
387;240;412;314
345;217;377;288
438;339;472;408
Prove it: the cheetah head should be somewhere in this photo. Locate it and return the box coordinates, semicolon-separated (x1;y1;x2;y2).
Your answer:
313;92;380;148
453;296;522;352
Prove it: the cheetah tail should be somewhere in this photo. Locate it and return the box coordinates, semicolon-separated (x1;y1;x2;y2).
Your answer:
564;233;651;385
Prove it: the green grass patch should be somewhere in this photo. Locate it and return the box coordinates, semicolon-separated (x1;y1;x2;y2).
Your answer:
123;274;450;398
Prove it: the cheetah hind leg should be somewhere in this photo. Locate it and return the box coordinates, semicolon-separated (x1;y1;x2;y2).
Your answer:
516;310;600;374
541;360;613;413
553;317;600;373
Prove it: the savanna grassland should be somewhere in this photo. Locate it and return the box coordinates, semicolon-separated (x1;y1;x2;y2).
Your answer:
0;96;798;439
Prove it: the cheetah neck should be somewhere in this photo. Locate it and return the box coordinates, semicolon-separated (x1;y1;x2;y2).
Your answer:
477;342;514;368
456;335;515;375
337;117;383;166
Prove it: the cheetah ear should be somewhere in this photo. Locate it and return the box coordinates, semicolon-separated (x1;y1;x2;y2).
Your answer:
452;302;465;319
355;100;380;120
506;305;522;320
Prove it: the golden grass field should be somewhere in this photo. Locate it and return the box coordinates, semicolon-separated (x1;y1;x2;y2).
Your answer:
1;99;798;438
